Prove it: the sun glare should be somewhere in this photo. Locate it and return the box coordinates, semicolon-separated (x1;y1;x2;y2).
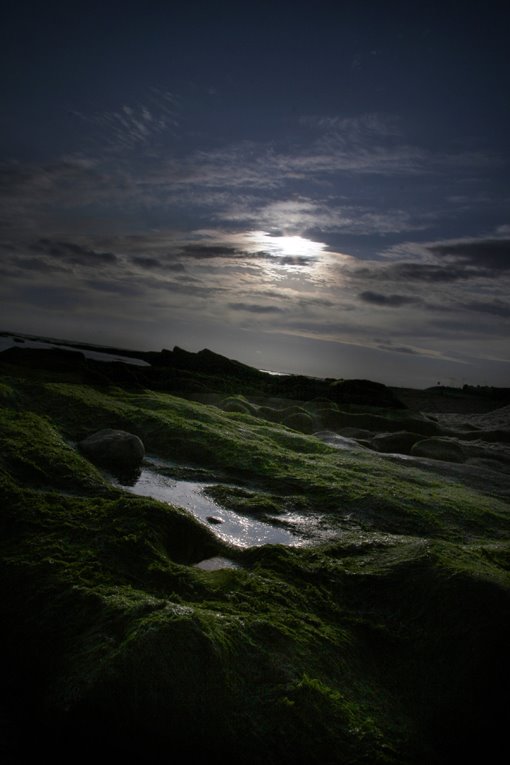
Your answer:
247;231;327;260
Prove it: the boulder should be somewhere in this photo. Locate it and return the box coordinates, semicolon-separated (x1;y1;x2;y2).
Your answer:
371;431;423;454
337;427;375;440
221;396;254;415
283;411;315;434
410;437;465;463
78;428;145;469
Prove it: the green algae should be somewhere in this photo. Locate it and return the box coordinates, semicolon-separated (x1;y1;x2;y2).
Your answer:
204;484;313;521
1;366;509;762
6;376;506;540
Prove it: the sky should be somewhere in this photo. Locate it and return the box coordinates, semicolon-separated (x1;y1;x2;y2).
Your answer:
1;0;509;388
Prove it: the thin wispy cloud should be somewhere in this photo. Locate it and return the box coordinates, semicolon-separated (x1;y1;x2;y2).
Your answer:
69;89;181;154
428;238;510;271
228;302;286;314
359;291;423;307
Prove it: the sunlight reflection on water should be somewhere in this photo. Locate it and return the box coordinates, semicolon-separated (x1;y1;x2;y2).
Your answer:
116;463;302;547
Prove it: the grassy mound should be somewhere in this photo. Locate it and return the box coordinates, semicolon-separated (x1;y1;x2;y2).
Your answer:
0;366;509;763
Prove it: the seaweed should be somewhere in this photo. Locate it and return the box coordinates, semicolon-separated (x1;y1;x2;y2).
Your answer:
0;360;509;763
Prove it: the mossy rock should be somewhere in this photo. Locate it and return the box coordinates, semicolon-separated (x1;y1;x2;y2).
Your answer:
282;411;315;434
318;409;440;436
222;400;250;414
411;437;465;463
0;381;16;402
371;431;423;454
78;428;145;470
336;427;375;440
449;428;510;444
256;405;282;423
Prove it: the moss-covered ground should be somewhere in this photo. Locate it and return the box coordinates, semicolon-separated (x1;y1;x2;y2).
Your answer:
1;366;509;763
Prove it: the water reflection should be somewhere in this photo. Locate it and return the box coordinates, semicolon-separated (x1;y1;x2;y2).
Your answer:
194;557;240;571
108;465;142;485
113;462;301;547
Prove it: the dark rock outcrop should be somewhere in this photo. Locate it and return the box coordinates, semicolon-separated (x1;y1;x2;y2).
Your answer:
0;346;86;371
328;379;406;409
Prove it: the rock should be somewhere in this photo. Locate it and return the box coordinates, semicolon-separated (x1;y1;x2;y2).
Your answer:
194;557;239;571
314;431;366;451
316;409;440;436
460;440;510;468
256;406;280;422
206;516;223;524
372;431;423;454
329;378;407;408
78;428;145;468
410;437;465;463
282;411;315;433
1;346;86;371
448;429;510;444
222;397;251;414
337;427;375;440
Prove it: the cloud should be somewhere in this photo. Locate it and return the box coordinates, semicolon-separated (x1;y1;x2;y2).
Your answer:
274;256;317;267
154;115;496;203
180;244;245;259
2;256;67;274
299;113;402;139
130;255;186;272
0;157;149;246
69;90;181;154
30;238;118;265
219;196;424;236
428;238;510;272
426;317;502;336
8;284;86;312
359;290;423;307
179;242;318;269
228;303;286;314
83;279;144;297
357;262;478;283
458;299;510;318
0;85;507;387
375;341;418;355
0;101;499;262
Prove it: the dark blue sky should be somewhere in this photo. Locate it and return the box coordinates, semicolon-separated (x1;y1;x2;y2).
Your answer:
1;0;509;386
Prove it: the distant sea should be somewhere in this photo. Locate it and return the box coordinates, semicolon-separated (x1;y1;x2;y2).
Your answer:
259;369;287;376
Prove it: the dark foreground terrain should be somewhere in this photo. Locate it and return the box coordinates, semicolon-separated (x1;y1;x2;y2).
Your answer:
1;334;509;763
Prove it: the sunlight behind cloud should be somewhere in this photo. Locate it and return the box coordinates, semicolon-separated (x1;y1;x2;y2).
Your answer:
247;231;327;260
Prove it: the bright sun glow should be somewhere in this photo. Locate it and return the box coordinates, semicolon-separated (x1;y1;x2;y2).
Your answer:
247;231;327;260
273;235;324;257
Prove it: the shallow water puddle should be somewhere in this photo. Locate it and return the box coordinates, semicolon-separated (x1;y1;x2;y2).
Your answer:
194;556;241;571
114;461;302;547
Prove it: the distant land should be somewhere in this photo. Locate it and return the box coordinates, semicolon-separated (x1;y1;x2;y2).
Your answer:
1;330;509;415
